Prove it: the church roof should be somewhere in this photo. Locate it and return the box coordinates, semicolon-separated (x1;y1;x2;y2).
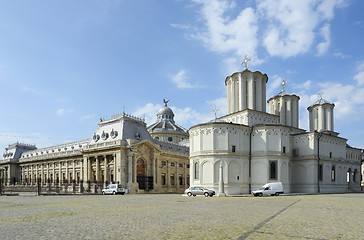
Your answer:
308;97;334;109
268;90;300;102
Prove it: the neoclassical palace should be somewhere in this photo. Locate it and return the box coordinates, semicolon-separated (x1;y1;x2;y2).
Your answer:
0;101;190;193
189;64;363;195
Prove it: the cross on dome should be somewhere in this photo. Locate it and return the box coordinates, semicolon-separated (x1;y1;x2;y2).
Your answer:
281;78;288;92
317;90;324;99
241;55;251;70
212;105;219;120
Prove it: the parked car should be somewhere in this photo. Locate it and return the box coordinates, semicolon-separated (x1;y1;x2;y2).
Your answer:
252;182;284;197
102;184;125;195
185;186;215;197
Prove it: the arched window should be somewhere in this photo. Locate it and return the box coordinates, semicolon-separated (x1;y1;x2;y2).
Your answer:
194;162;199;179
269;161;277;180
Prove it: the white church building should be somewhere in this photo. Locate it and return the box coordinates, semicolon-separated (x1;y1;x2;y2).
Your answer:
189;66;363;195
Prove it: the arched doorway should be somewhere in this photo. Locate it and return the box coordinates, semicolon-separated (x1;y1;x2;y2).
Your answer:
136;159;153;190
137;159;145;177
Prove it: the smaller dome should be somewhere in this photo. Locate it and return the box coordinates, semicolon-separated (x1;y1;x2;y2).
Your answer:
157;99;175;121
157;106;174;118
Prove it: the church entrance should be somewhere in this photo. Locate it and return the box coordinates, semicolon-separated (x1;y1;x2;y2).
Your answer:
136;159;153;190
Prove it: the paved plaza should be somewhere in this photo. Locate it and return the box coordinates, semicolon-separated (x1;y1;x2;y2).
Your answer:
0;193;363;239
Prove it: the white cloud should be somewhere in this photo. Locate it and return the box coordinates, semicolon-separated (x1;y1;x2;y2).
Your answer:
187;0;345;65
170;23;190;29
266;74;284;99
21;86;40;94
333;52;350;59
294;80;312;91
56;108;73;116
171;69;196;89
191;0;259;69
357;61;364;71
133;103;162;125
258;0;344;58
354;72;364;86
316;23;330;55
80;114;95;120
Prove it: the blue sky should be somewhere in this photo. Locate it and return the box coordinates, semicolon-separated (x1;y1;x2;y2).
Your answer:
1;0;364;154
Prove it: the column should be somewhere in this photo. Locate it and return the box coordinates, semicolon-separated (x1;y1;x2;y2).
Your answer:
154;158;158;185
262;78;267;112
113;154;117;184
52;165;55;186
280;98;286;125
287;99;292;127
96;157;100;182
256;78;262;111
238;74;243;111
248;78;254;109
167;160;170;190
128;154;132;184
133;156;137;183
117;150;124;184
104;156;109;183
73;160;76;183
82;156;87;182
87;157;91;182
58;161;62;184
227;78;231;114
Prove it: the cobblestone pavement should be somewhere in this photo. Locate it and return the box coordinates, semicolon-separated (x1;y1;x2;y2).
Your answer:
0;193;363;239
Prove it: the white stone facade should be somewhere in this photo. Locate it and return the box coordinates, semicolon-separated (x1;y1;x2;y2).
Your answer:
190;69;363;195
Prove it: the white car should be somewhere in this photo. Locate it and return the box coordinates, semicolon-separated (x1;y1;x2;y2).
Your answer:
185;186;215;197
102;184;125;195
252;182;284;197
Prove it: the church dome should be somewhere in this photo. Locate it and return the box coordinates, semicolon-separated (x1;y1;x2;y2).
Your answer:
157;105;175;121
147;99;188;139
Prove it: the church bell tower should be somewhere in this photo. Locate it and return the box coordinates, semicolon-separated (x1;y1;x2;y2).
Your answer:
225;56;268;114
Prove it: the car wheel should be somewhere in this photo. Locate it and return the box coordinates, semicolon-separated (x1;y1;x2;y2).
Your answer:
193;195;196;197
102;191;106;195
204;192;209;197
113;191;116;195
275;192;280;196
258;193;263;197
187;192;192;197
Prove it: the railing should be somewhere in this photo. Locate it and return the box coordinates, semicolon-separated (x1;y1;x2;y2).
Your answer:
0;178;121;195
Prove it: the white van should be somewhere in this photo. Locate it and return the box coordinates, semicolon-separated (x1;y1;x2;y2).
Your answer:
252;182;284;197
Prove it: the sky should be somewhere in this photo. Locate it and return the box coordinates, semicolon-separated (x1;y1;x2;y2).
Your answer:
1;0;364;155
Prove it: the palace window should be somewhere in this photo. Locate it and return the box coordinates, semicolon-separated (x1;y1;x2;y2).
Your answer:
161;173;166;185
319;164;323;181
194;162;199;179
171;162;175;167
170;174;175;185
168;137;173;142
232;145;236;153
331;166;336;181
353;169;358;182
179;163;183;168
329;152;332;159
282;146;286;154
179;174;183;185
161;161;166;166
187;164;190;169
269;161;277;180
